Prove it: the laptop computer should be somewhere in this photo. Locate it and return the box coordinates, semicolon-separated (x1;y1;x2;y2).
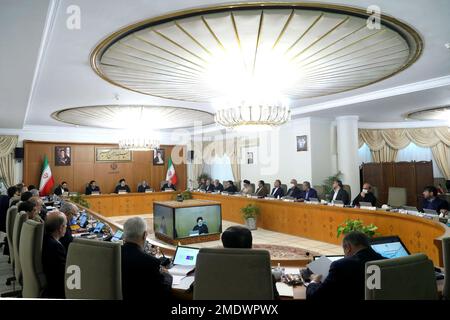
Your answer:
360;201;373;207
423;208;438;215
169;246;200;283
309;198;319;203
370;236;410;259
402;205;419;212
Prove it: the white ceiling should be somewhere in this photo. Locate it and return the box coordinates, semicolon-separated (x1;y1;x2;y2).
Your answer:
1;0;450;130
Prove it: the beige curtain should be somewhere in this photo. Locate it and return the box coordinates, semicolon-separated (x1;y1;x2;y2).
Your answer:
0;136;18;187
359;127;450;178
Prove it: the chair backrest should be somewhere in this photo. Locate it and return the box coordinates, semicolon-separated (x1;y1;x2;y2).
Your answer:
314;185;324;200
442;237;450;300
20;219;46;298
365;253;438;300
371;185;379;200
13;211;28;282
249;183;255;193
65;238;122;299
388;187;407;207
6;205;18;264
194;248;274;300
280;184;287;195
343;184;352;199
264;183;270;192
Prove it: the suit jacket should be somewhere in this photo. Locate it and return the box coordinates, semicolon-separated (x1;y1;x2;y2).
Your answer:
42;234;67;298
306;247;384;300
161;183;176;191
302;188;318;201
224;185;238;193
114;185;131;194
286;186;302;199
121;242;172;300
213;183;224;192
421;197;449;213
331;188;350;205
137;185;151;193
54;186;69;196
193;224;209;234
255;186;269;198
59;223;73;252
205;184;215;193
85;186;100;195
270;187;284;198
353;192;377;207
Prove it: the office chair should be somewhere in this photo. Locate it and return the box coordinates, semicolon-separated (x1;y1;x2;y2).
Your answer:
264;183;270;193
65;238;122;299
280;184;287;195
20;220;46;298
194;248;274;300
3;206;18;293
249;183;255;193
343;184;352;200
12;212;28;285
313;185;324;200
442;237;450;300
365;254;438;300
387;187;407;207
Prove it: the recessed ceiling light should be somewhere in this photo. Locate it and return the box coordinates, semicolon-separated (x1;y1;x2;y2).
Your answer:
445;43;450;49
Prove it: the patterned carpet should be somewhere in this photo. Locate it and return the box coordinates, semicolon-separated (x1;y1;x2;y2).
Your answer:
114;217;318;259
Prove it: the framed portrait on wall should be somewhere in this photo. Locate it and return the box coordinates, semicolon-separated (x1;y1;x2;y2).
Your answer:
247;152;254;164
153;149;165;165
55;146;71;166
296;135;308;152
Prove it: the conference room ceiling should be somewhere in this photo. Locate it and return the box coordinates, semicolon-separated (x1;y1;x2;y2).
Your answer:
1;0;450;129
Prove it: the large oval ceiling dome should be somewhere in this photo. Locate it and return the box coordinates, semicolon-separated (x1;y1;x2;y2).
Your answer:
91;3;421;102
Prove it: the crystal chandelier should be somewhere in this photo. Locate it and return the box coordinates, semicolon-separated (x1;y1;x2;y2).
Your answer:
214;104;291;130
118;137;160;151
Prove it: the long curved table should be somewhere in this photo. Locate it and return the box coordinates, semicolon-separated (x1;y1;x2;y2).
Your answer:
82;192;450;266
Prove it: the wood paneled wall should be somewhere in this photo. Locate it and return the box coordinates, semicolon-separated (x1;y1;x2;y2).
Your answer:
23;141;187;194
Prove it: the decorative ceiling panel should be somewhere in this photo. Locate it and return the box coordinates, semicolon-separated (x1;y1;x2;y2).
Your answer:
91;3;421;102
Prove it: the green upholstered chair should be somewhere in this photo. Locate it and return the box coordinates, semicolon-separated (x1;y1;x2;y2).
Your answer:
313;185;325;200
387;187;407;207
365;253;438;300
343;184;352;200
193;248;274;300
280;184;287;195
264;183;271;193
12;211;28;284
442;237;450;300
64;238;122;299
6;205;18;266
20;220;46;298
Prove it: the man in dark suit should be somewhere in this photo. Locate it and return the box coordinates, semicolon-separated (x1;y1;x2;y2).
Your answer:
306;231;384;300
205;179;214;193
353;182;377;207
137;180;151;193
54;182;69;196
121;217;172;300
59;202;78;251
42;211;67;298
301;181;318;201
85;180;100;195
286;179;302;199
270;180;284;198
330;179;350;205
161;179;176;191
114;179;131;193
421;186;449;214
255;180;269;198
213;179;224;192
192;217;209;234
224;180;238;193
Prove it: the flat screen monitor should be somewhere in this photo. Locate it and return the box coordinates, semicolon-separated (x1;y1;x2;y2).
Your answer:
174;205;221;239
173;246;200;266
153;204;175;238
370;236;410;259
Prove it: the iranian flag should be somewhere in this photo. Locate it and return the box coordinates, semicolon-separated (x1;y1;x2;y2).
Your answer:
39;155;54;196
165;156;177;185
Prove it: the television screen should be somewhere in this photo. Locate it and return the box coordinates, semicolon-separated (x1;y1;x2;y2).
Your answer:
174;205;221;239
153;204;174;238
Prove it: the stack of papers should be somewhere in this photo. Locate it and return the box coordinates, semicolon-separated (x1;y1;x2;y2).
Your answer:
276;282;294;297
306;256;333;279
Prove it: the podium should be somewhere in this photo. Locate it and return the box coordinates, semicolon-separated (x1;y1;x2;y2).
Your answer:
153;200;222;245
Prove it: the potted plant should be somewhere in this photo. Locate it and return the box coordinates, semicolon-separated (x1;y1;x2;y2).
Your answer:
241;204;260;230
336;219;379;238
69;193;90;209
322;171;342;201
176;190;192;200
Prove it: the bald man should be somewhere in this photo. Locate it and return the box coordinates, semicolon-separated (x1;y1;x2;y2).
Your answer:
59;202;79;251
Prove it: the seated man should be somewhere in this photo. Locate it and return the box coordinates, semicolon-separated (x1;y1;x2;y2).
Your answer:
301;181;318;201
204;179;214;193
114;178;131;194
213;179;224;192
18;200;43;222
255;180;269;198
221;226;279;299
20;191;33;202
421;186;448;214
192;217;209;234
330;179;350;205
42;211;67;298
306;231;384;300
54;181;69;196
286;179;302;199
121;217;172;300
28;196;45;222
198;178;207;190
353;182;377;207
223;180;238;193
241;179;253;195
137;180;151;193
85;180;100;195
161;179;176;191
59;202;79;251
270;180;284;198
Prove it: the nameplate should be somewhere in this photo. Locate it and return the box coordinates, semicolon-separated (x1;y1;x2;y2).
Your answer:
145;189;153;193
306;201;321;205
361;206;377;211
118;191;127;194
91;191;100;195
283;199;295;202
333;204;344;208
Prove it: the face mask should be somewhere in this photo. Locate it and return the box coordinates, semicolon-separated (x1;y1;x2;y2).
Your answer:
362;189;368;194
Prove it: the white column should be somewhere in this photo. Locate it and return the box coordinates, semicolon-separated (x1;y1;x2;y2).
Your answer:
336;116;359;199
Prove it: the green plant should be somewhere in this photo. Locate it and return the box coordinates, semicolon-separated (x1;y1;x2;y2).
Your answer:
179;190;192;200
337;219;379;238
197;173;211;184
322;171;342;199
241;204;260;220
69;193;90;208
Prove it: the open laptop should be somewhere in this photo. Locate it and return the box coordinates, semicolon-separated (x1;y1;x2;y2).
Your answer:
169;246;200;278
423;208;439;215
402;205;419;213
309;198;319;203
359;201;373;208
370;236;410;259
